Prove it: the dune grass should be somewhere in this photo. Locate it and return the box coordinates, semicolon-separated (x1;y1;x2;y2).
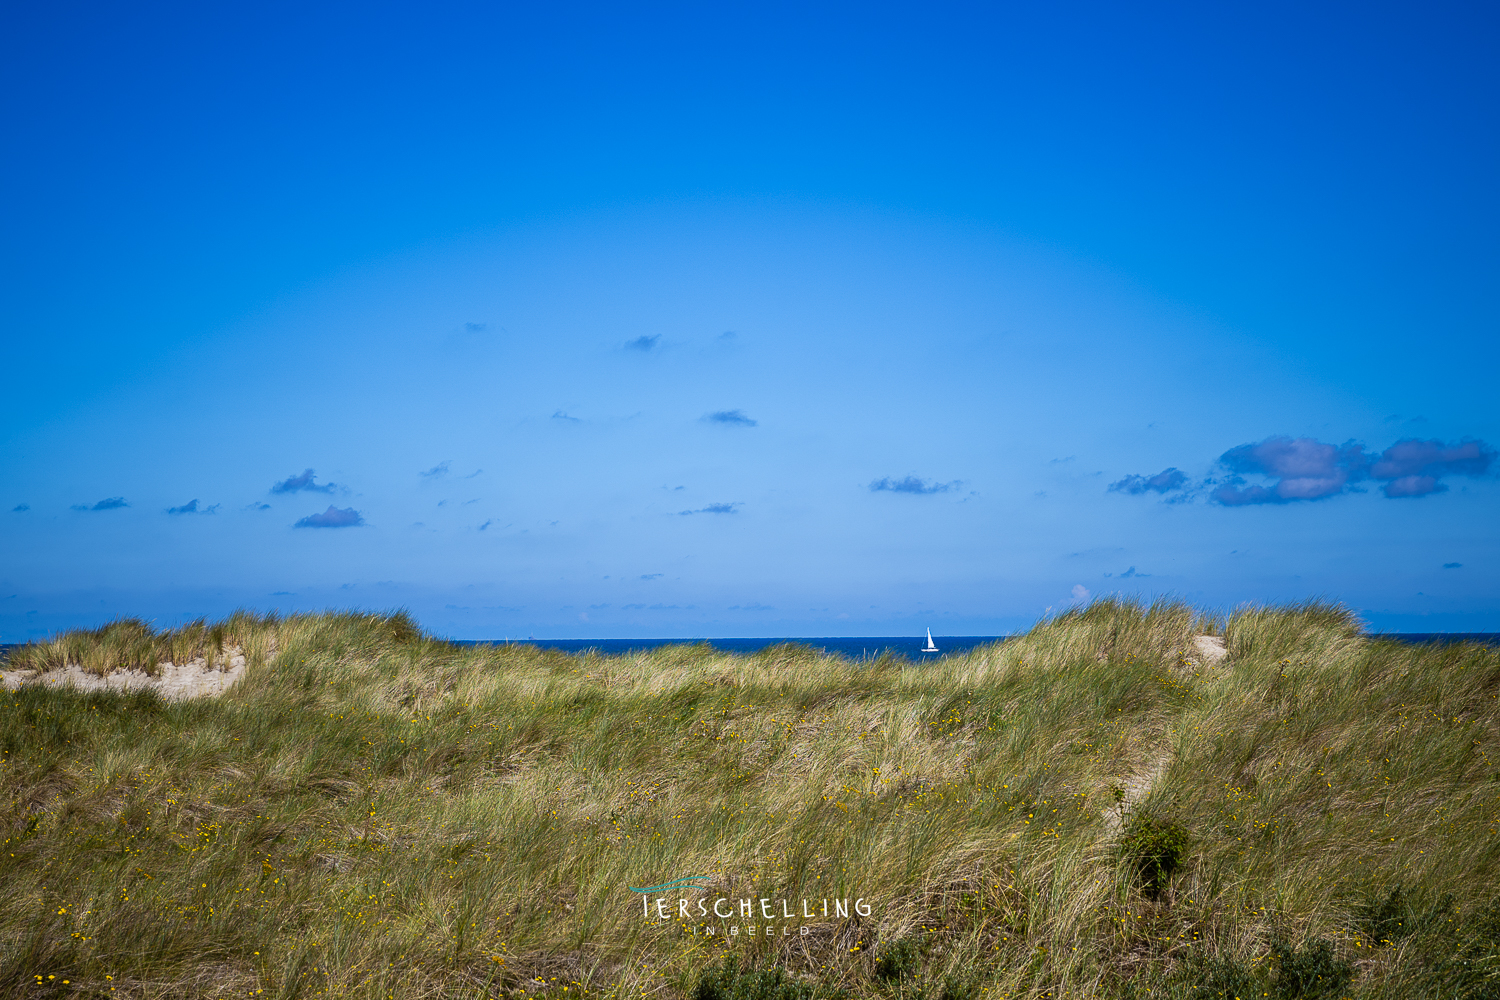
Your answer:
0;600;1496;999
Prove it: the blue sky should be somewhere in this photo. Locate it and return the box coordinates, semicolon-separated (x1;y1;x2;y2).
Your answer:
3;0;1497;639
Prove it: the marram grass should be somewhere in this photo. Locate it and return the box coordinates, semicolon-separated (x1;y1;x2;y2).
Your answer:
1;601;1497;999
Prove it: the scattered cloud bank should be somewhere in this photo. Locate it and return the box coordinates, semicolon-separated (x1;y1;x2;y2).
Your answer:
1070;585;1091;602
1443;562;1463;569
1213;437;1370;505
419;462;450;479
640;573;663;580
464;322;486;333
166;500;218;515
869;476;959;495
704;409;757;426
1104;566;1150;578
625;335;659;351
272;469;339;494
1369;438;1494;498
72;497;128;511
11;504;28;512
294;506;364;528
1108;468;1186;495
678;502;740;515
1109;436;1495;506
551;410;581;422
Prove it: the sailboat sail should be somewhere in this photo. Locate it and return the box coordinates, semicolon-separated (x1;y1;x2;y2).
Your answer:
923;628;938;652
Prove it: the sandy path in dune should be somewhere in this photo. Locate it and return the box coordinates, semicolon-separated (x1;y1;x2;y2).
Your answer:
1104;634;1227;833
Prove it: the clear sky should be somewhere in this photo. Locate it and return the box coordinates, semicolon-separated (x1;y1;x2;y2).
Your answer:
3;0;1497;640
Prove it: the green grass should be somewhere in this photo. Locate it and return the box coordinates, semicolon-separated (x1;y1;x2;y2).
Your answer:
1;600;1497;999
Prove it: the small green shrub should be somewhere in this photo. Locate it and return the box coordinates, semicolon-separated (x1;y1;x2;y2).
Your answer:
1353;884;1455;946
1171;954;1261;999
693;956;822;1000
1405;895;1500;1000
873;938;922;982
937;973;978;1000
1269;938;1354;999
1354;884;1415;946
1120;813;1190;898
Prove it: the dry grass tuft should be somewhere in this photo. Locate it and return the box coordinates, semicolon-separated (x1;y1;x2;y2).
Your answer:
1;600;1496;999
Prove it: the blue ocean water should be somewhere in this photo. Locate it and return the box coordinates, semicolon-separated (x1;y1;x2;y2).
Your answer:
452;632;1500;659
1374;633;1500;646
3;633;1497;663
450;636;1006;660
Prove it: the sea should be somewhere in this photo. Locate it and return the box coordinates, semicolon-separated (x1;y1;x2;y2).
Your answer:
455;633;1498;660
4;632;1497;663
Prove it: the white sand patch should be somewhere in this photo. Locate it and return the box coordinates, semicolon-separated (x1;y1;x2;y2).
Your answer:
1;650;247;700
1192;634;1228;664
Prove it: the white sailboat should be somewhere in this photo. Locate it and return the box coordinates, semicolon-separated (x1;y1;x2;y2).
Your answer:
922;628;938;653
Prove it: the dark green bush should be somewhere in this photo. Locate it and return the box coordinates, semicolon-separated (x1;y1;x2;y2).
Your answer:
693;956;821;1000
1353;884;1455;946
1120;813;1190;898
937;973;977;1000
1329;889;1500;999
872;938;922;982
1269;938;1354;999
1416;896;1500;1000
1354;884;1415;946
1161;945;1354;1000
1178;954;1261;999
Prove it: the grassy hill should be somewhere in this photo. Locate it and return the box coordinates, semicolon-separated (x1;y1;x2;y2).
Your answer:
1;601;1497;999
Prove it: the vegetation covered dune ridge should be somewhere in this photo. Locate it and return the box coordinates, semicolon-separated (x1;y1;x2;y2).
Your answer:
2;601;1498;999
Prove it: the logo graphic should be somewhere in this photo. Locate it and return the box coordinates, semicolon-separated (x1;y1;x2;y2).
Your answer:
629;874;870;937
628;875;710;894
